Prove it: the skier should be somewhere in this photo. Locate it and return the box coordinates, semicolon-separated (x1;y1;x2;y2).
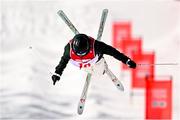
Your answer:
51;33;136;85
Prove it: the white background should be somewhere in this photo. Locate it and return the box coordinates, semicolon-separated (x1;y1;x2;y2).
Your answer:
0;0;180;119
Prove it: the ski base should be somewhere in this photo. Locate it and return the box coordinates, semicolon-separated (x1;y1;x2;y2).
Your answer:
77;98;86;115
104;60;124;91
112;77;124;91
77;73;92;115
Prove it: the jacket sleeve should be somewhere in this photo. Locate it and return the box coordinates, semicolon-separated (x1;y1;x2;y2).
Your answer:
95;40;130;64
55;43;71;76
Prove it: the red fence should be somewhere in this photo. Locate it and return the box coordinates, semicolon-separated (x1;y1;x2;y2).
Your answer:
112;22;172;119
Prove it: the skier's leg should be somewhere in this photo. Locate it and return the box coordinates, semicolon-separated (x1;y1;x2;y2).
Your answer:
103;59;124;91
92;58;107;75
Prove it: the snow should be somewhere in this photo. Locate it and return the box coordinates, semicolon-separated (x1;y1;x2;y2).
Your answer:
0;0;180;119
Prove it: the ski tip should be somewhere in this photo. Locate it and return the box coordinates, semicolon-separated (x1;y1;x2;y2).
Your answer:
78;111;83;115
78;113;83;115
103;9;108;13
121;87;124;92
120;86;124;92
77;101;85;115
77;106;84;115
116;82;124;92
117;85;124;91
57;10;63;15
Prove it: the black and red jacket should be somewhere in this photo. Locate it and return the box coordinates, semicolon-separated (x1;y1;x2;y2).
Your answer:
55;37;130;76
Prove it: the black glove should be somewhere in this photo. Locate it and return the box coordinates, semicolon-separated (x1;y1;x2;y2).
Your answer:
52;73;60;85
126;59;136;69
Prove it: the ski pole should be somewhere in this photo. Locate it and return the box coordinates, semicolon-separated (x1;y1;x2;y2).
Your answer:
137;63;178;66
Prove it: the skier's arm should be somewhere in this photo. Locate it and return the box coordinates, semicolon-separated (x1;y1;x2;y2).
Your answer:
55;43;71;76
52;43;70;85
95;40;136;68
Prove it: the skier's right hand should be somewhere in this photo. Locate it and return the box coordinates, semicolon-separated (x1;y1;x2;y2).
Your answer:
52;73;60;85
126;59;136;69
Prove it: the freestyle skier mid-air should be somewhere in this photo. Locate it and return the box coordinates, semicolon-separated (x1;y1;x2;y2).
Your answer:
51;9;137;115
52;33;136;85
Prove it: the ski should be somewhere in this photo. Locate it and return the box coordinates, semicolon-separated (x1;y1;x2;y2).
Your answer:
105;68;124;91
95;9;124;91
104;60;124;91
77;9;108;115
77;73;92;115
97;9;108;41
57;10;79;35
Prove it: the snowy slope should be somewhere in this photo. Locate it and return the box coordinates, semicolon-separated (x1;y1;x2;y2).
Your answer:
0;0;180;120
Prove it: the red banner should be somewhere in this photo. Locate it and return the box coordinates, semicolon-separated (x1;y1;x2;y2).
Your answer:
131;52;155;88
112;22;132;49
146;76;172;119
121;38;142;70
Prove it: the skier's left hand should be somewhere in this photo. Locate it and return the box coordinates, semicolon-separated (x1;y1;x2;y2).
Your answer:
126;59;136;69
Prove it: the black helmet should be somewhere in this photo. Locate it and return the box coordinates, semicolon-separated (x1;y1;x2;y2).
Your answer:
72;34;90;56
